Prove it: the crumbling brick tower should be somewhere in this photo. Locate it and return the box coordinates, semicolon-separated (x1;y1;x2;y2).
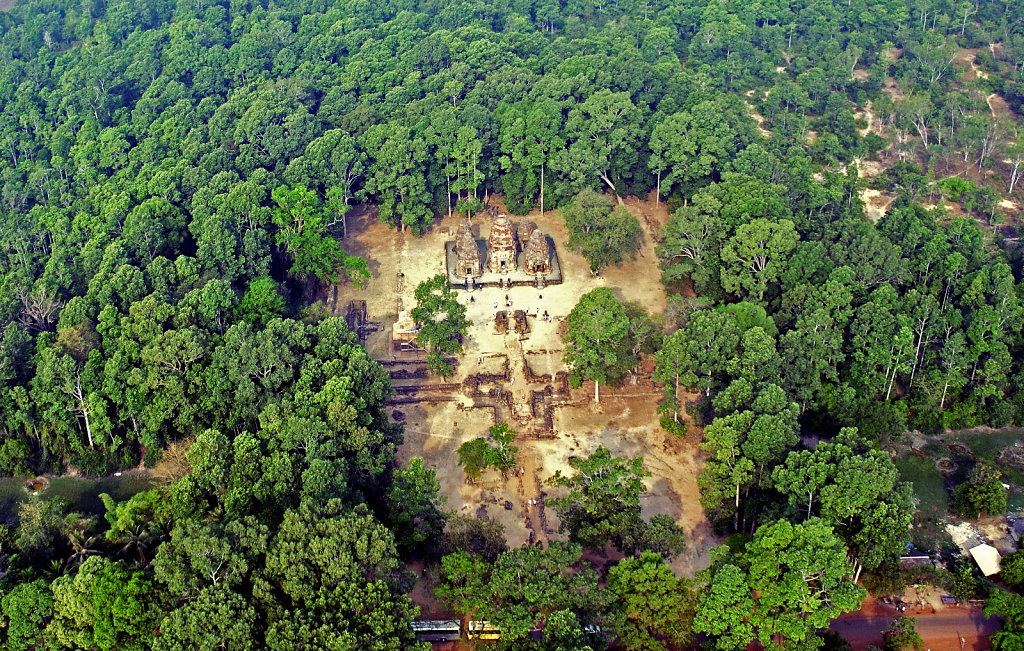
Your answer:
454;222;481;277
487;214;517;273
523;229;551;274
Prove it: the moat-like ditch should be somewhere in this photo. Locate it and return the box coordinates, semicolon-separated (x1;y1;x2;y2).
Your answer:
0;473;154;522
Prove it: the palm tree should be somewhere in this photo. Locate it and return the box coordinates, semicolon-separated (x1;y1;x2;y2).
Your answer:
61;513;101;571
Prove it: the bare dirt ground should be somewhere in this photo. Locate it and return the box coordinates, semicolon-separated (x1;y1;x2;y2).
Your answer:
883;47;903;63
0;0;17;11
853;99;886;140
956;47;984;82
329;195;718;591
862;188;896;223
988;92;1012;120
882;76;905;104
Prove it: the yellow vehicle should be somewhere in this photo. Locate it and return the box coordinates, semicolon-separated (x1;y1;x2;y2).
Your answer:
466;620;502;640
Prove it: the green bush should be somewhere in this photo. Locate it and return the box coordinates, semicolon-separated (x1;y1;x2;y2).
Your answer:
659;415;688;437
936;176;978;202
882;615;923;651
946;558;978;602
953;463;1007;519
1000;550;1024;590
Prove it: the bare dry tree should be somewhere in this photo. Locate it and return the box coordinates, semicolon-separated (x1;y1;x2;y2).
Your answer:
16;286;63;332
150;437;194;486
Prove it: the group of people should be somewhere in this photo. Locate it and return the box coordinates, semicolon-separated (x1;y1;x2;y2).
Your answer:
482;293;554;321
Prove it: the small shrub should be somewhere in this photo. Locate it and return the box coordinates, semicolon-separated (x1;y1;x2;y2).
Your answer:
659;414;687;437
953;463;1007;519
936;176;978;202
882;615;923;651
1002;549;1024;590
946;558;978;602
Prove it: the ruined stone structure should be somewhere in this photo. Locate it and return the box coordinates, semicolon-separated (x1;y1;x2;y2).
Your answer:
523;229;552;275
444;213;562;289
494;310;509;334
516;218;535;243
453;222;482;277
391;311;422;351
511;309;529;334
487;214;517;273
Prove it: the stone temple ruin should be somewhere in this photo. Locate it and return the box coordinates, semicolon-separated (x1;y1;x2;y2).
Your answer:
487;215;517;273
445;214;561;289
454;222;482;277
522;228;552;275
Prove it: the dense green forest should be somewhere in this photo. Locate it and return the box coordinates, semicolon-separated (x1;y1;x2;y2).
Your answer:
1;0;1024;646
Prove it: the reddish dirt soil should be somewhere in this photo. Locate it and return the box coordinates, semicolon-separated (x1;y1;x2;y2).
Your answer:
831;598;997;650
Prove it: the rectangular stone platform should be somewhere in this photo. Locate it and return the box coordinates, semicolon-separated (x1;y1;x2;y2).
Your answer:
444;237;562;290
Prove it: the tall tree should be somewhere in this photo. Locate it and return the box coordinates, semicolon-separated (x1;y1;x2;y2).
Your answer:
2;580;53;651
563;189;643;272
285;129;366;239
656;205;722;298
259;500;426;650
557;90;643;200
699;381;798;529
607;551;696;651
386;457;447;556
545;446;678;554
647;98;754;198
411;275;470;379
773;429;913;579
46;556;161;651
437;542;602;644
563;288;631;402
986;591;1024;651
270;184;368;285
719;218;799;301
695;518;866;650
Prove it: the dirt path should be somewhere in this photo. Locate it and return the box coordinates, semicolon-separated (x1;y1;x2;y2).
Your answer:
956;47;982;82
987;92;997;118
831;601;997;650
744;100;772;138
857;100;877;138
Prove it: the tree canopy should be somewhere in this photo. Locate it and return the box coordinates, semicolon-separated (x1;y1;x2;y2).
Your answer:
411;275;470;379
1;0;1024;647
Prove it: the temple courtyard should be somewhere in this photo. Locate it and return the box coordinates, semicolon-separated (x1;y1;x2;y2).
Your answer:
325;196;718;577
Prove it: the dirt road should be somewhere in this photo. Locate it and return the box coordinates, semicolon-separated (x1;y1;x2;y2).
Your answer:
830;603;998;650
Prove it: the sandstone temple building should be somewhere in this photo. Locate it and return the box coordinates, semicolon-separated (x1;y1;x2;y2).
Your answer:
445;214;561;289
454;222;482;277
487;215;517;272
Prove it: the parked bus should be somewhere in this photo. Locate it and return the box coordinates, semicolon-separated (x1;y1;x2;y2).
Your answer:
409;619;461;642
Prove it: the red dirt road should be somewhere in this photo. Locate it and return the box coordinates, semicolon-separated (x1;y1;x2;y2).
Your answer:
830;600;998;650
